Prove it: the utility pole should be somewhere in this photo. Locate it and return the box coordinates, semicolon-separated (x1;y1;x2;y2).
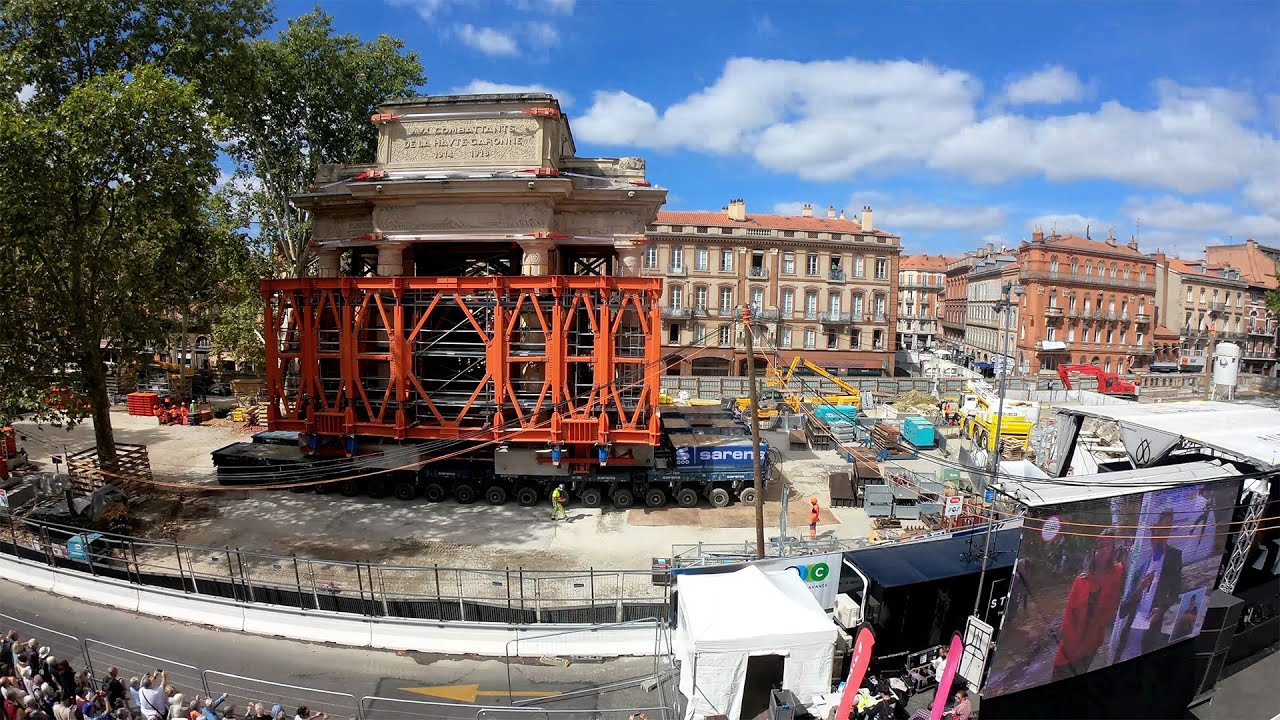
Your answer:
974;282;1021;616
742;306;766;559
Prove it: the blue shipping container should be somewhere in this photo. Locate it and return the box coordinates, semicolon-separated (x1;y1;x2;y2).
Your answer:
673;439;770;473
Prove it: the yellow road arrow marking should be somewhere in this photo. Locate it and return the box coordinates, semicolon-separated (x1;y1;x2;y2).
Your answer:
401;685;560;703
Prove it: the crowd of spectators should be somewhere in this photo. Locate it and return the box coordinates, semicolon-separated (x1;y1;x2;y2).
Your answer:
0;631;334;720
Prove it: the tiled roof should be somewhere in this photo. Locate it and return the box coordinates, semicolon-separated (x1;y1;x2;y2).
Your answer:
900;254;949;271
1035;233;1152;260
655;209;895;236
1167;258;1246;283
1205;242;1280;289
1154;325;1180;339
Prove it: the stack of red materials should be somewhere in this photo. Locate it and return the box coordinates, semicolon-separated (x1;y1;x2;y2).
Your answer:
126;392;159;417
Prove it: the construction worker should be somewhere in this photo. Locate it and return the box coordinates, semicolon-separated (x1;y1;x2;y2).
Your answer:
550;484;567;520
808;497;820;539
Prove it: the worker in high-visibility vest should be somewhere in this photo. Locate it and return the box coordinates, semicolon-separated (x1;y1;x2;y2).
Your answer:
551;484;567;521
809;497;820;539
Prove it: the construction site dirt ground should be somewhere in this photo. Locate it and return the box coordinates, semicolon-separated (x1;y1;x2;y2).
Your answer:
11;413;874;571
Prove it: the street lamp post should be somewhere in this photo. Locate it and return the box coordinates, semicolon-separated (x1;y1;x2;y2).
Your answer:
973;282;1023;617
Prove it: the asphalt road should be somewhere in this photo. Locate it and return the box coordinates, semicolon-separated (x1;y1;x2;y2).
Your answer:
0;578;670;719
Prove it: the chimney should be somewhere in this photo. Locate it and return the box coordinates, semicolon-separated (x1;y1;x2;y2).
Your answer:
986;242;994;253
839;209;846;220
1128;233;1139;251
1031;225;1044;243
726;198;746;222
861;205;873;232
827;205;836;219
801;203;813;218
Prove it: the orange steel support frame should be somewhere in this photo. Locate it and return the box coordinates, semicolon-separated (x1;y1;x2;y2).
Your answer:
262;276;663;447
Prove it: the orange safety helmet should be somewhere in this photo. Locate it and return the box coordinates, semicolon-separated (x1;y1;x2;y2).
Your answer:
810;497;818;505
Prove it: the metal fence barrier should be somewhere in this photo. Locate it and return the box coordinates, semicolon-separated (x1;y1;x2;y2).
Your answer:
84;639;208;699
1;514;669;626
203;671;360;720
0;610;89;678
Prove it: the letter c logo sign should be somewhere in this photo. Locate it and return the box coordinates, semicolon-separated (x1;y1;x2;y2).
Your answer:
789;562;830;582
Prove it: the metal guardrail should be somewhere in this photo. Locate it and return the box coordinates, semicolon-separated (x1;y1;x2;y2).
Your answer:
84;639;208;699
207;671;359;720
0;609;90;675
1;515;669;626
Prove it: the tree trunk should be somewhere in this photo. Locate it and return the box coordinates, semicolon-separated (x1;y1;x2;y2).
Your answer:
83;341;119;471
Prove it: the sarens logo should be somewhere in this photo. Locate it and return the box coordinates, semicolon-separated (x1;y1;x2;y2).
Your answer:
787;562;831;582
697;449;754;461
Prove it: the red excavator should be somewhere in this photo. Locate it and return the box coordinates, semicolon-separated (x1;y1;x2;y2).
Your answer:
1057;364;1139;399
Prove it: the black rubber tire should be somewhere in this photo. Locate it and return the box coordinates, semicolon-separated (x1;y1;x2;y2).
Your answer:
339;479;361;497
578;487;604;508
485;485;508;505
454;483;477;504
366;477;389;499
394;479;418;501
675;487;699;508
423;482;446;503
515;486;540;506
644;488;667;508
738;487;758;506
611;488;635;509
315;481;337;494
708;487;731;508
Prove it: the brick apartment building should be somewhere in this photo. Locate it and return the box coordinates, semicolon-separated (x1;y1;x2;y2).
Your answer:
1205;239;1280;376
942;247;994;352
897;254;948;351
644;200;901;376
1153;255;1255;370
1014;230;1157;374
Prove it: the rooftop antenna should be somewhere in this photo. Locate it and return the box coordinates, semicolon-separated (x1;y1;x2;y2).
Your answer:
1135;219;1141;244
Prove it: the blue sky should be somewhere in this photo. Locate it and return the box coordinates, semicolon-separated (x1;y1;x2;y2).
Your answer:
275;0;1279;257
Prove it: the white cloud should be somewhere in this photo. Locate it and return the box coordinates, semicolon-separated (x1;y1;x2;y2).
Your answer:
1027;213;1113;238
772;201;807;215
575;59;1279;205
1002;66;1086;105
526;21;559;46
447;80;572;106
880;204;1006;232
456;24;518;57
1122;196;1280;254
384;0;452;21
15;84;34;103
753;14;777;38
544;0;575;13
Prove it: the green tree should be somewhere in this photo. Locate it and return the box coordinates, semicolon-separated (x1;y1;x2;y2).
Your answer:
217;8;426;278
1267;281;1280;318
0;0;271;467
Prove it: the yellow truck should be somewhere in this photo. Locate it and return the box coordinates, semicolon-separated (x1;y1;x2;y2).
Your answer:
957;382;1038;451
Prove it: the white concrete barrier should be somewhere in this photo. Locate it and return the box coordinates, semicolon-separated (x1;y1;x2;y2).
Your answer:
0;554;657;657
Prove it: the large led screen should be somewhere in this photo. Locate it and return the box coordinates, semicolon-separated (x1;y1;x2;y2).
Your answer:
983;479;1239;697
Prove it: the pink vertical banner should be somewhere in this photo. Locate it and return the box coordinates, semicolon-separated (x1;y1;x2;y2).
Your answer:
834;625;876;720
930;633;964;720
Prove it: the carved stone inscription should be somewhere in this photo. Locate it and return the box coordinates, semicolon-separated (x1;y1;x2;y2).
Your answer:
374;202;552;232
388;118;543;167
556;210;647;237
312;213;373;240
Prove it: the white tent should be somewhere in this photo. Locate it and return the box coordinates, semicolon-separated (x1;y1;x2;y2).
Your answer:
675;565;837;720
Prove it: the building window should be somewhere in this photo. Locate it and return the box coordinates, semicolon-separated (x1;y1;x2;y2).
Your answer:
1137;299;1145;314
1050;257;1059;273
1069;294;1077;312
806;253;819;276
827;331;839;350
1187;286;1193;303
695;286;708;312
670;285;683;308
854;256;865;278
1120;329;1127;344
720;249;733;273
874;295;886;322
694;324;706;343
828;292;841;316
1123;266;1130;281
1110;263;1118;279
781;289;794;317
805;291;818;319
718;325;731;346
852;294;864;319
720;287;733;314
1046;326;1055;341
1094;328;1101;343
783;230;795;238
1048;290;1057;308
1139;270;1147;284
643;245;658;269
804;329;816;349
1070;260;1078;277
780;327;792;348
1068;324;1075;341
1085;261;1092;277
668;324;680;344
807;232;819;239
696;226;708;233
782;252;795;274
750;287;764;311
695;247;708;271
873;329;884;350
1106;328;1114;344
875;257;888;280
670;246;684;271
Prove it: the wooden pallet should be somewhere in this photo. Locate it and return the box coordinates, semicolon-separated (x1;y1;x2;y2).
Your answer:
66;442;152;494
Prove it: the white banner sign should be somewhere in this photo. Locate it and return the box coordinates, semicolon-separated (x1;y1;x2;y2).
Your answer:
753;552;844;609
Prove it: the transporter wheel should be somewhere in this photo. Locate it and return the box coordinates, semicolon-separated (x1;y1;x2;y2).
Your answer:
339;479;361;497
707;487;731;508
644;488;667;508
515;486;540;507
393;478;418;501
422;482;447;503
485;485;508;505
315;481;337;494
611;488;635;509
738;487;758;506
675;487;699;508
454;483;477;504
578;487;604;508
365;476;389;499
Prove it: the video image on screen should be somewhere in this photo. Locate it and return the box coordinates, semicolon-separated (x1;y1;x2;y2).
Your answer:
983;479;1239;698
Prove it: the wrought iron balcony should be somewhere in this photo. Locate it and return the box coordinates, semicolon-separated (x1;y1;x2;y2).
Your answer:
1249;324;1275;336
820;312;856;325
828;269;847;281
661;306;693;319
667;265;687;277
1217;332;1247;343
754;308;781;321
1208;301;1227;313
1018;270;1154;291
692;304;709;317
747;266;769;279
804;310;818;320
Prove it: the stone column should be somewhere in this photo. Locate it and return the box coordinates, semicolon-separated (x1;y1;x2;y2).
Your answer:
614;238;645;277
376;244;405;276
315;249;341;277
518;239;554;276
